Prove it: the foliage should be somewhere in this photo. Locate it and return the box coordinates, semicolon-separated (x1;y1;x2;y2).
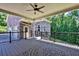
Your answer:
49;9;79;45
0;12;7;32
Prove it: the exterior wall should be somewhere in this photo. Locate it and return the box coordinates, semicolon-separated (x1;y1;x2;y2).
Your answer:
31;18;51;38
7;15;21;39
34;21;50;33
7;15;21;27
6;15;51;39
20;21;31;39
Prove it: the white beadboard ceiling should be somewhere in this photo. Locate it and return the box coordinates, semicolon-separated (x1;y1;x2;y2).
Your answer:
0;3;78;20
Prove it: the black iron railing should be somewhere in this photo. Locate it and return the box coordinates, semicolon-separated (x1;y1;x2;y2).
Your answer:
51;32;79;45
0;31;79;45
0;31;27;43
35;31;79;45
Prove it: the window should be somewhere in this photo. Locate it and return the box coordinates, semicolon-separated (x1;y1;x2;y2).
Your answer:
38;25;40;32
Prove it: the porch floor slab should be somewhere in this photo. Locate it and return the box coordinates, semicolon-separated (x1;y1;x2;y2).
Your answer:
0;38;79;56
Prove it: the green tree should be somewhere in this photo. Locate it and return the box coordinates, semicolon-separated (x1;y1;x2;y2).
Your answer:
49;9;79;45
0;12;7;32
0;12;7;26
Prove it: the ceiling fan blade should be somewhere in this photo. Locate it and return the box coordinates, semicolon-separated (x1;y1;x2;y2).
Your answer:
38;6;45;9
26;9;34;11
37;10;44;13
29;3;35;8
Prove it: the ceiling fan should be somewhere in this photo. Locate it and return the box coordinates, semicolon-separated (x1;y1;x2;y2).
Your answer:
26;3;45;15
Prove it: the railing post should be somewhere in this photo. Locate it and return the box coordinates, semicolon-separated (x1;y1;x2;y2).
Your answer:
9;31;11;43
41;32;42;39
45;32;47;37
54;32;56;42
25;31;26;40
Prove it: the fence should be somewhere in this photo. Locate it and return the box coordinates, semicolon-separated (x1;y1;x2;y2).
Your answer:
0;31;79;45
35;31;50;39
35;31;79;45
51;32;79;45
0;31;27;43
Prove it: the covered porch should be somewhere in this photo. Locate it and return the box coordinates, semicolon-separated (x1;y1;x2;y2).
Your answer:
0;3;79;56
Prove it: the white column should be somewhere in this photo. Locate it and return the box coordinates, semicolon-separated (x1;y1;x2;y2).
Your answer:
32;23;35;38
27;26;30;38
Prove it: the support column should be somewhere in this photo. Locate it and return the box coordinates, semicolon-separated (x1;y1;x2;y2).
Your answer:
31;22;35;38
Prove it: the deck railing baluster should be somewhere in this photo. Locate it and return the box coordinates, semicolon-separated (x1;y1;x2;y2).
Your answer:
9;31;11;43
